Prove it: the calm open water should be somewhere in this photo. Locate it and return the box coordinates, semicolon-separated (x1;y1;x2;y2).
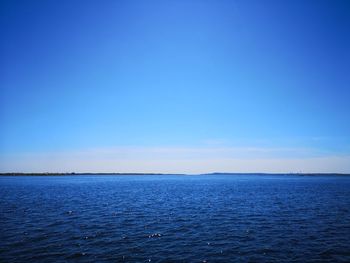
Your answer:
0;174;350;262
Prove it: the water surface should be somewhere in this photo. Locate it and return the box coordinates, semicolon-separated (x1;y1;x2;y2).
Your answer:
1;174;350;262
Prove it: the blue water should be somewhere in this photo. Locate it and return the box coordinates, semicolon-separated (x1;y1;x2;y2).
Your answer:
1;174;350;262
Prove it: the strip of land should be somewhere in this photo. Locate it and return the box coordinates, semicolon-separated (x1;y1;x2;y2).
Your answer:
0;172;349;176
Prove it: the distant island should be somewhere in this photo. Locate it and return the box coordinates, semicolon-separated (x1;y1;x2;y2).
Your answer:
0;172;184;176
1;172;349;176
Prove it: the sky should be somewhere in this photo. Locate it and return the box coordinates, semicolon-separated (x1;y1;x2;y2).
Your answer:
1;0;350;173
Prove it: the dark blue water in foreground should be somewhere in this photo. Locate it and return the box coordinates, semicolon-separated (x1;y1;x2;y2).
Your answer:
1;175;350;262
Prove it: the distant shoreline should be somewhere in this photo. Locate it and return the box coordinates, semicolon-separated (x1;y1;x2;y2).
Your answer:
1;172;349;176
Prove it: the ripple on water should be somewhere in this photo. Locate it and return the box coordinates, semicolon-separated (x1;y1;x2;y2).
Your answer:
0;175;350;262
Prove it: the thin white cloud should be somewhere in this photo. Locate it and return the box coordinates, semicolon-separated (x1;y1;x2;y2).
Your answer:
1;146;350;173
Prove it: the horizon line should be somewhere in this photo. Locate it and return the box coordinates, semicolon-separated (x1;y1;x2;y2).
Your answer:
1;172;350;176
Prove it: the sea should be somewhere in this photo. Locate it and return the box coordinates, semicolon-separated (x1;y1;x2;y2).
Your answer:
0;174;350;262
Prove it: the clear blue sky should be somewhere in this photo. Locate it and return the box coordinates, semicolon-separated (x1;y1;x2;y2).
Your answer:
1;0;350;173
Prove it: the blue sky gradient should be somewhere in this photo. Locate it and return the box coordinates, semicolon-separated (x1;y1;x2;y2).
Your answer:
1;0;350;173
